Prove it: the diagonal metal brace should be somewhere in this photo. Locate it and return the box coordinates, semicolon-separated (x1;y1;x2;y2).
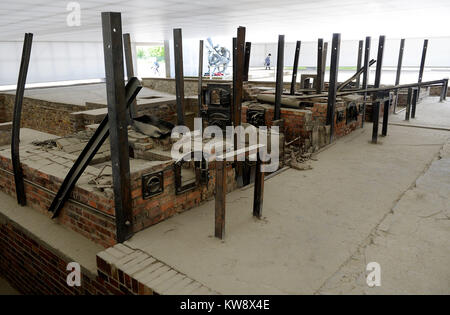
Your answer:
49;77;142;218
337;59;376;92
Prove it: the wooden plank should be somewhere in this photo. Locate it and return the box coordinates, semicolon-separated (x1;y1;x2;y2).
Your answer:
11;33;33;206
101;12;133;242
215;160;227;239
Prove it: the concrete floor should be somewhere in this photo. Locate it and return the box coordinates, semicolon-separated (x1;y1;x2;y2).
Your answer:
126;98;450;294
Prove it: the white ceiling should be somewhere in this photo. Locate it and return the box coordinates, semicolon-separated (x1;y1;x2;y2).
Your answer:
1;0;450;42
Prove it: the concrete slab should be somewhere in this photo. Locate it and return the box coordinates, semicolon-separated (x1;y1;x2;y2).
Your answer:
126;122;450;294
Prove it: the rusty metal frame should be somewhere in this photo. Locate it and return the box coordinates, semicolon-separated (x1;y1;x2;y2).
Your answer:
290;41;301;95
11;33;33;206
174;28;185;126
274;35;285;121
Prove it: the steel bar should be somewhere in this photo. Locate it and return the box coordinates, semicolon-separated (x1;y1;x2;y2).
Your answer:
326;33;341;142
233;27;246;126
243;42;251;82
321;42;328;89
382;97;390;136
198;40;203;116
252;152;264;218
440;78;448;102
374;36;385;89
393;39;405;113
101;12;133;242
123;33;137;119
361;36;371;127
290;40;301;95
49;78;142;219
411;88;418;118
11;32;33;206
215;160;226;239
356;40;363;88
444;79;448;100
232;37;237;123
274;35;285;121
173;28;185;126
417;39;428;98
316;38;324;93
405;87;412;121
372;101;380;144
337;59;376;92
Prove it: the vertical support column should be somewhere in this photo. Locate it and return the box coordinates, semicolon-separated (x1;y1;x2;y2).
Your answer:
173;28;185;126
215;160;226;239
233;27;246;126
321;42;328;91
316;38;324;93
198;40;203;116
123;33;137;119
372;101;380;144
326;33;341;142
101;12;132;242
163;40;171;78
440;78;448;102
232;37;237;124
253;153;264;218
393;39;405;113
243;42;251;82
290;40;301;95
382;97;390;136
274;35;285;121
405;87;412;121
417;39;428;98
11;32;33;206
373;36;385;89
361;36;371;128
411;88;418;119
355;40;363;88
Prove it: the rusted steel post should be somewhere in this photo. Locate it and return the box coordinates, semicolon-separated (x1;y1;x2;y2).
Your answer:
253;152;264;218
316;38;324;93
374;35;385;89
215;160;227;239
361;36;371;127
405;87;412;121
326;33;341;142
233;27;246;126
290;41;301;95
101;12;133;242
274;35;285;121
417;39;428;98
440;78;448;102
243;42;251;82
393;39;405;113
123;33;137;119
356;40;363;88
198;39;203;116
11;32;33;206
411;88;418;118
173;28;185;126
372;101;380;144
382;97;390;136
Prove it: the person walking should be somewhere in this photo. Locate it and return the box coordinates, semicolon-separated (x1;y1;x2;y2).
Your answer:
264;53;271;70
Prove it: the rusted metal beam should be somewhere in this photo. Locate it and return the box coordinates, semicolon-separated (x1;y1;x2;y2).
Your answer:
215;160;226;239
372;101;380;144
382;97;390;136
405;87;412;121
243;42;251;82
361;36;371;127
411;88;418;119
253;153;264;218
356;40;363;88
374;36;385;89
173;28;185;126
417;39;428;98
316;38;324;93
326;33;341;142
290;41;301;95
233;27;246;126
101;12;133;242
393;39;405;113
11;32;33;206
274;34;285;121
123;33;137;119
198;39;203;116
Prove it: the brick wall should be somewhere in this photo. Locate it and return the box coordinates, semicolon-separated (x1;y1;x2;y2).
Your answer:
0;218;116;294
0;94;104;137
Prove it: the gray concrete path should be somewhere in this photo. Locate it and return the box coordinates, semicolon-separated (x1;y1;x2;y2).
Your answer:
127;119;450;294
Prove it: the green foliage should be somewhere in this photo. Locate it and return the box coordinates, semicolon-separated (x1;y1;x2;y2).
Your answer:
137;46;165;62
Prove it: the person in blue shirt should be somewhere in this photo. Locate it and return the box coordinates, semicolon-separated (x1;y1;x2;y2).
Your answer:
265;54;271;70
